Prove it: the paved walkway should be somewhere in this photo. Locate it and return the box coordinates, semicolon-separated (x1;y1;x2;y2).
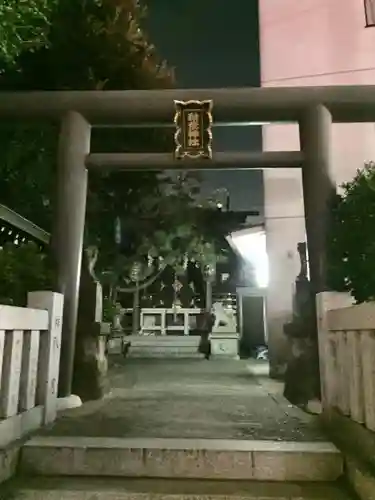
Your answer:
40;358;325;441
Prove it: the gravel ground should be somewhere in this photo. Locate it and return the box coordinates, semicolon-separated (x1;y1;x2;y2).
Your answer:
40;358;326;441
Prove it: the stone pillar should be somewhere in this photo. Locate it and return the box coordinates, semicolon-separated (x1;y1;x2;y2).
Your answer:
205;281;213;312
298;105;335;400
204;264;216;312
299;105;335;293
52;111;91;397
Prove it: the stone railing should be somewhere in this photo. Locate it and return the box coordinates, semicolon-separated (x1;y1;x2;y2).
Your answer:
120;307;203;336
0;291;63;447
317;291;375;431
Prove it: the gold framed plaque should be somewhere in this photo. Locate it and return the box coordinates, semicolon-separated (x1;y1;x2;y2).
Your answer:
174;100;213;159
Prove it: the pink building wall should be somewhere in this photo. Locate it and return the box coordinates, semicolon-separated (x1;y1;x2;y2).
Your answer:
259;0;375;374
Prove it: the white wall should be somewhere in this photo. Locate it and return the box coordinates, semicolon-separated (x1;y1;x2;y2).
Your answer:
259;0;375;374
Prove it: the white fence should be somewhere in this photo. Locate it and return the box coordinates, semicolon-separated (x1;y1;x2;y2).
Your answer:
317;291;375;431
0;291;63;447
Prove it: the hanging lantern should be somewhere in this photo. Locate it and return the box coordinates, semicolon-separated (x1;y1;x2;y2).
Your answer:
204;263;216;283
172;278;183;294
114;217;121;245
172;278;183;320
130;261;142;282
147;253;153;267
176;254;189;277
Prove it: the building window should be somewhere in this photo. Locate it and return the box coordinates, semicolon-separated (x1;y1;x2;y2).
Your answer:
365;0;375;26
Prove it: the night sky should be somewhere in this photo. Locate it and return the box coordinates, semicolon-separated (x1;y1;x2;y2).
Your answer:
147;0;263;214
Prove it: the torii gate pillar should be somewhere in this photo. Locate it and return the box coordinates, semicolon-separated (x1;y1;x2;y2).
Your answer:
300;104;335;294
52;111;90;397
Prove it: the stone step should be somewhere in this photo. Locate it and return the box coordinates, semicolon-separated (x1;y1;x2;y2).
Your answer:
5;477;353;500
19;437;343;482
128;348;203;358
126;335;202;358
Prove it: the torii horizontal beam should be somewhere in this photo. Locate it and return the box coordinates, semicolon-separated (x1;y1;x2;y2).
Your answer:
0;85;374;124
85;151;304;171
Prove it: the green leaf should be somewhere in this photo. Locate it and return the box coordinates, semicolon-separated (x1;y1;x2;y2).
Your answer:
328;161;375;303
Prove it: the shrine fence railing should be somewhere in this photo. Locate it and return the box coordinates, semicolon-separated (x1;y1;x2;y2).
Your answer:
0;291;63;447
317;291;375;432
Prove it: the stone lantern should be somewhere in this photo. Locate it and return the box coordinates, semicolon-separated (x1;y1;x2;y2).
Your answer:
203;263;216;312
131;261;142;335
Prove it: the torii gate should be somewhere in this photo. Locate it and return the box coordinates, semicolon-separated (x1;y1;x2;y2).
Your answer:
0;85;373;396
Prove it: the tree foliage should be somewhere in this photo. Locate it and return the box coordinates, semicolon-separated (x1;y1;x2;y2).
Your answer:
0;0;175;233
0;0;57;68
0;242;52;305
0;0;174;233
0;0;227;295
98;172;232;295
328;162;375;303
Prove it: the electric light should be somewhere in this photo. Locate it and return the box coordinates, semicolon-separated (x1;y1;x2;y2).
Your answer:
226;227;269;288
